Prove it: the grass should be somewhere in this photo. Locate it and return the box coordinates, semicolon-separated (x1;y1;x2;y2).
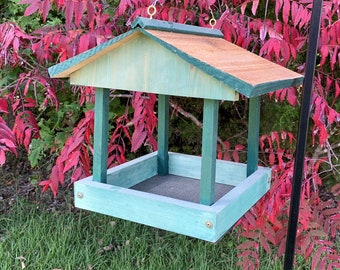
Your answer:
0;196;310;270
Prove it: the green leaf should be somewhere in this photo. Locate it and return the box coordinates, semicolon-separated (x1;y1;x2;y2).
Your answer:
28;138;45;168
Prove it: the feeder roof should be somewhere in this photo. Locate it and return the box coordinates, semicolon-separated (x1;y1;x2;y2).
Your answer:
48;17;303;100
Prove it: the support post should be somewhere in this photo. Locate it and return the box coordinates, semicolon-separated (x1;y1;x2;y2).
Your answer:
93;88;110;183
157;94;169;175
247;96;261;176
200;99;219;206
284;0;322;268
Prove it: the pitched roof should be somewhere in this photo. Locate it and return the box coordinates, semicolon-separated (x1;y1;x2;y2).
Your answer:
48;17;303;99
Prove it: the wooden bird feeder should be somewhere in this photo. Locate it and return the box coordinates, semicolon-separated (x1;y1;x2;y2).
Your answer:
49;17;303;242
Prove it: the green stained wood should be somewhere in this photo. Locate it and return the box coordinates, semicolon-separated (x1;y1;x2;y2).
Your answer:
93;88;110;183
157;95;169;175
48;24;303;98
131;17;224;38
247;96;260;176
69;35;239;101
200;99;219;206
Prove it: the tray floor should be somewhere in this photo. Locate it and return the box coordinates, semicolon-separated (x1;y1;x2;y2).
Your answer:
131;174;234;203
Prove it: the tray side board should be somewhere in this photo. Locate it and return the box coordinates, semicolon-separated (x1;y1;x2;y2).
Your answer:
74;152;271;242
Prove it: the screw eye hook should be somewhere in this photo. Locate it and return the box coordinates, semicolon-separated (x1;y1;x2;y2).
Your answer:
147;5;157;20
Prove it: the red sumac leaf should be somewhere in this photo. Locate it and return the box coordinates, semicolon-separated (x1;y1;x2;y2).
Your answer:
331;183;340;196
0;149;5;166
275;0;283;20
63;150;80;173
0;98;8;113
66;134;84;156
23;2;40;17
259;24;267;41
23;127;31;149
71;167;83;183
237;240;259;251
287;87;297;106
251;0;259;15
282;0;290;24
41;0;51;21
74;0;84;27
269;151;275;165
131;128;147;152
65;0;74;29
244;211;256;227
335;80;340;101
49;165;60;197
319;45;329;67
79;34;90;54
259;234;271;254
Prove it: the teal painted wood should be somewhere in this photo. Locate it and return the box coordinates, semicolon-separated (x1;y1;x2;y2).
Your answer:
200;99;219;205
131;17;224;38
93;88;109;183
157;95;169;175
74;177;218;242
106;152;158;188
69;35;239;101
74;164;271;242
214;167;271;240
168;152;247;186
247;97;260;176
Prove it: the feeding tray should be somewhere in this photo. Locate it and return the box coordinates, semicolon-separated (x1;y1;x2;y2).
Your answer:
75;152;271;242
49;17;303;242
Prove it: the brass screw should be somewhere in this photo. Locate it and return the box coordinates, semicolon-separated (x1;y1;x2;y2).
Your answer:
205;221;213;229
77;192;84;199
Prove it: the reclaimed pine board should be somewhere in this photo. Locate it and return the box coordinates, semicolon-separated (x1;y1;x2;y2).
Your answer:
93;88;109;183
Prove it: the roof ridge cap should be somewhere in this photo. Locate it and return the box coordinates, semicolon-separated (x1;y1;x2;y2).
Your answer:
131;17;223;38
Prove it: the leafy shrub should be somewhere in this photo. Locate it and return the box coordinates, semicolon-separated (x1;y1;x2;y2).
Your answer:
0;0;339;269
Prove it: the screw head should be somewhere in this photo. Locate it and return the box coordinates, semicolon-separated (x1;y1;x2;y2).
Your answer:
205;221;213;229
77;192;84;199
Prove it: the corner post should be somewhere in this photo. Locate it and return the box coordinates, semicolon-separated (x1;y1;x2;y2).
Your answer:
93;88;110;183
247;96;260;176
200;98;219;206
157;94;169;175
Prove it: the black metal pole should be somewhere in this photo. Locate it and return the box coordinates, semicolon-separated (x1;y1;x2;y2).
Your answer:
283;0;323;269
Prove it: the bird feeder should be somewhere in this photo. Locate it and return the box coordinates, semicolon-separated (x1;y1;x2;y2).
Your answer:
48;17;303;242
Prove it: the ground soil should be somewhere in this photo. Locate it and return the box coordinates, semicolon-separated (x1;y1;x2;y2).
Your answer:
0;152;74;214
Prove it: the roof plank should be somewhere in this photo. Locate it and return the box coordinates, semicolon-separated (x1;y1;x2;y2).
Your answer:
48;17;304;98
144;29;304;96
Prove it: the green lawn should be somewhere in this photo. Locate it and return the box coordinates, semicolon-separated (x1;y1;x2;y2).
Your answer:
0;197;309;270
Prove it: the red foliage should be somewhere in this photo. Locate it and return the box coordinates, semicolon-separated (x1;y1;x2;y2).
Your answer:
0;0;339;268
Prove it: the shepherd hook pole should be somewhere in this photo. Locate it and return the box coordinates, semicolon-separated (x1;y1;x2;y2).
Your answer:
283;0;323;269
